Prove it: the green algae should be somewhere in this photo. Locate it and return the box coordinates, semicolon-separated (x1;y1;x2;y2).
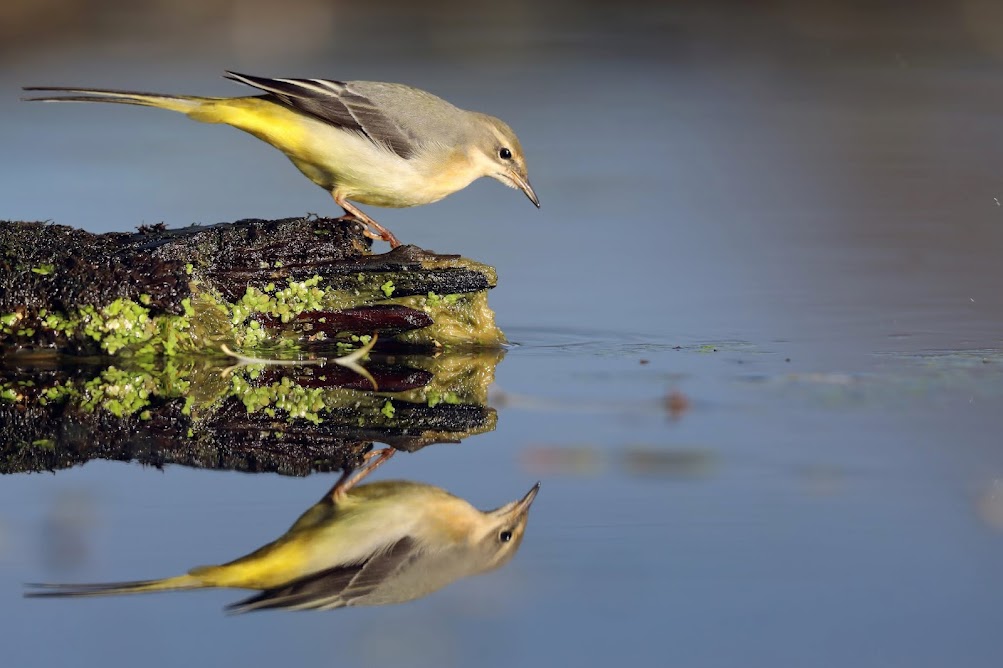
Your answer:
0;348;502;476
1;344;502;426
392;291;505;348
15;268;505;355
426;391;460;408
29;298;196;356
387;348;505;408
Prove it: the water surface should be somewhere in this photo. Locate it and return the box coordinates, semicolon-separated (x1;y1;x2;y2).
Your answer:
2;3;1003;667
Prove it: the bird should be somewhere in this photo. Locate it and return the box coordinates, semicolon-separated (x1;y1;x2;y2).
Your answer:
24;449;540;612
22;71;540;248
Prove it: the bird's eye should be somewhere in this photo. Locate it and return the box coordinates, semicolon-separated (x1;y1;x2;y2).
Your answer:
499;148;512;160
499;530;513;543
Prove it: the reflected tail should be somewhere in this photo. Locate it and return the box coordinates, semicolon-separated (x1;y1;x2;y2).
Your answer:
24;573;204;598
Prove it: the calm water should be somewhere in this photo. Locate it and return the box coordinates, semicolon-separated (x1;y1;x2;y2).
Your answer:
2;3;1003;667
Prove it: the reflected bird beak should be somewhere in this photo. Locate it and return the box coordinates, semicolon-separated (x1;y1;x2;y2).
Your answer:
514;482;541;514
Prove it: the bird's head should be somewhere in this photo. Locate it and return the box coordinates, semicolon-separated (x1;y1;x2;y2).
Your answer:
470;113;539;208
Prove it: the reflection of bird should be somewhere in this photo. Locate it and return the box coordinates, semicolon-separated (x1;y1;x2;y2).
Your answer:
25;450;540;613
23;72;539;248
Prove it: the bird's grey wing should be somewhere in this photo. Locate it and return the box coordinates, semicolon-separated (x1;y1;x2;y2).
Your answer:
226;536;420;613
224;71;417;159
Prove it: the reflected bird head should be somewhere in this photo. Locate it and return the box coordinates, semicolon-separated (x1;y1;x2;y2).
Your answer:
470;482;541;572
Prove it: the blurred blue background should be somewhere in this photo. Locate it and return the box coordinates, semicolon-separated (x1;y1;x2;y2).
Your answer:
2;1;1003;666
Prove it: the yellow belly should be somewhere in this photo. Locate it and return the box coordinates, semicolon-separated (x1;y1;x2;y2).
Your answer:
190;97;481;208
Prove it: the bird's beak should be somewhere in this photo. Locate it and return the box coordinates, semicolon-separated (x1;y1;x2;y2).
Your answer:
509;170;540;208
513;482;541;515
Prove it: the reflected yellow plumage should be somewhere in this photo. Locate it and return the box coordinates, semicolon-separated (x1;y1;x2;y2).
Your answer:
25;450;539;612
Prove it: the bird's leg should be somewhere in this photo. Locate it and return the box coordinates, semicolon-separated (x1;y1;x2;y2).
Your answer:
332;194;402;248
329;448;396;501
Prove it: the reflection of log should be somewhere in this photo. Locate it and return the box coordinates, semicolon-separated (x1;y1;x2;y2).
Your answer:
0;217;504;355
0;350;502;475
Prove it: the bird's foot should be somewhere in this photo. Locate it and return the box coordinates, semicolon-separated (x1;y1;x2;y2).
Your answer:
332;200;402;248
339;217;400;248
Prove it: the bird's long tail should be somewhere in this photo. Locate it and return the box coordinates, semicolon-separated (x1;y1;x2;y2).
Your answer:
21;87;208;115
24;572;205;599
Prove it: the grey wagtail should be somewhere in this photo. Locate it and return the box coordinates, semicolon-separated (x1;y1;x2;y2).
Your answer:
23;72;539;248
25;449;540;612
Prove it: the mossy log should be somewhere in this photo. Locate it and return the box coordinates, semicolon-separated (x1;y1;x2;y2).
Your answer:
0;216;504;356
0;349;502;475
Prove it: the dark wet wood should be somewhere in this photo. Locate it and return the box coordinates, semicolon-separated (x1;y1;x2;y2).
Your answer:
0;216;500;354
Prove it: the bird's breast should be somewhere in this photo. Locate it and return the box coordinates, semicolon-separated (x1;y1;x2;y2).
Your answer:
291;124;481;208
344;147;482;208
